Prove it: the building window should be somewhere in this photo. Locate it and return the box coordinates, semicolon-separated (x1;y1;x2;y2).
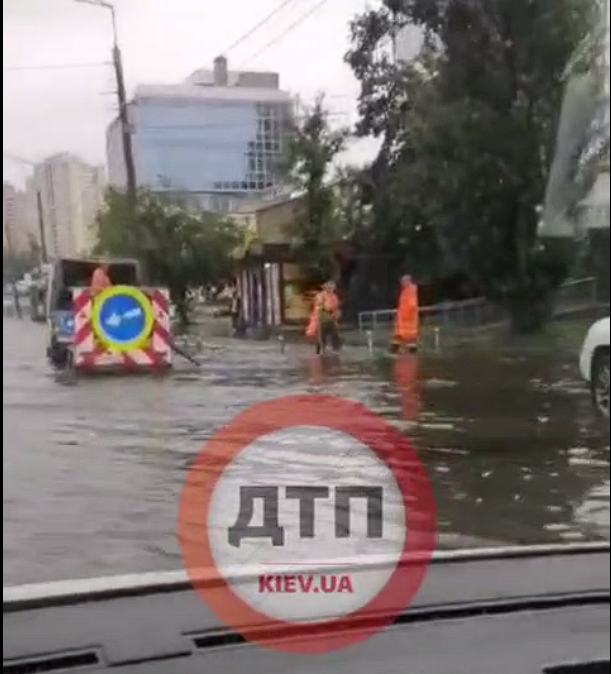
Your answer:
242;100;291;193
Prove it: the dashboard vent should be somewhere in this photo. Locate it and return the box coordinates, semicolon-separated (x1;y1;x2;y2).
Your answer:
190;592;609;653
3;650;101;674
543;661;610;674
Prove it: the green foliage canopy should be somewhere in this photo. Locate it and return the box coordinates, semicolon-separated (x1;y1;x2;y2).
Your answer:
344;0;600;330
95;189;242;324
281;95;349;281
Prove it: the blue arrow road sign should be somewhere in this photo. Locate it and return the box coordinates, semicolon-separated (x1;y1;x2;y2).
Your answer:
97;292;147;345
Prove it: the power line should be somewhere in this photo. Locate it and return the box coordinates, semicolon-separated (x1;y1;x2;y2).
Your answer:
139;110;353;132
240;0;329;66
4;112;356;170
3;62;111;72
224;0;302;53
3;152;36;166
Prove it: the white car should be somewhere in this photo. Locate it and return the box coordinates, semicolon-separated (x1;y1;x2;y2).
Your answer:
579;316;610;418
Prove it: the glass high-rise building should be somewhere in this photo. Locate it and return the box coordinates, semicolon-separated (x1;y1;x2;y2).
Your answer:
106;56;295;212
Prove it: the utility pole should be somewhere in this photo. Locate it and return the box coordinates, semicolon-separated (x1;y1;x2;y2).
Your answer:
111;24;138;211
76;0;137;212
36;190;48;264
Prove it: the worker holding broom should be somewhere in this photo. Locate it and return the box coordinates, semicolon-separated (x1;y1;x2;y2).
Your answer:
305;280;341;355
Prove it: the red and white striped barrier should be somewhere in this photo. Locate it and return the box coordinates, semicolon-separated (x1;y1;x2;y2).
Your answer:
72;287;172;371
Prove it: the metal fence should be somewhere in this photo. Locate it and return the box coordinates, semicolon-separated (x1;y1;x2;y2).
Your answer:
356;277;599;351
552;276;598;316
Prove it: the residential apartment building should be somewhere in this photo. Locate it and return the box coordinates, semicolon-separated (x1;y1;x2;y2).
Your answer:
106;56;294;212
27;154;106;259
3;182;31;253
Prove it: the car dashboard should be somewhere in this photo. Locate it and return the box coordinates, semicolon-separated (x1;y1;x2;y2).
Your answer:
3;543;610;674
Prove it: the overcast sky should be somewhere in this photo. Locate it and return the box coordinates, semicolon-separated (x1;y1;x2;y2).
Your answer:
3;0;383;185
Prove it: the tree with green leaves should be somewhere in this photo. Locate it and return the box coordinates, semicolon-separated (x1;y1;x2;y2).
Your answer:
333;165;374;244
282;95;349;283
95;189;241;325
345;9;446;292
346;0;599;331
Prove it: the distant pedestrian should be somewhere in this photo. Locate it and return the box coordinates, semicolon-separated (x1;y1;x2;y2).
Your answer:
390;274;419;354
11;283;22;319
229;284;243;337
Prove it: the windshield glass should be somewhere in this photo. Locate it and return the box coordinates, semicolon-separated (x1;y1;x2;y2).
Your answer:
2;0;609;633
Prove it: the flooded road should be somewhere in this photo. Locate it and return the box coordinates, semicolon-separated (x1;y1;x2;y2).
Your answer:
3;317;609;586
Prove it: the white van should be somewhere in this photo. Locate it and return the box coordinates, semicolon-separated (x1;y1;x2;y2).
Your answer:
45;257;141;369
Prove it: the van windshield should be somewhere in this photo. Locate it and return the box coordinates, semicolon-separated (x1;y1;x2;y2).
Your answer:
59;260;140;289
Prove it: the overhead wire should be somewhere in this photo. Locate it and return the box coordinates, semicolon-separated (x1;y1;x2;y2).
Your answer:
3;151;37;166
3;107;354;173
223;0;302;53
3;62;111;72
139;107;353;133
239;0;330;66
3;105;354;169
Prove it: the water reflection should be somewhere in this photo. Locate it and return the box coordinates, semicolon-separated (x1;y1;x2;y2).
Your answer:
394;355;421;422
306;353;342;387
382;351;610;548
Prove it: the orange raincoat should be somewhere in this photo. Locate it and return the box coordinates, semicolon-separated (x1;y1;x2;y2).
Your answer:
305;290;340;339
393;282;419;344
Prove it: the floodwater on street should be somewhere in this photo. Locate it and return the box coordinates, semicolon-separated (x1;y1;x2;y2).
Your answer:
3;317;609;586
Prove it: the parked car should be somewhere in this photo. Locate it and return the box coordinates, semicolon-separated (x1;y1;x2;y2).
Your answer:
579;316;610;418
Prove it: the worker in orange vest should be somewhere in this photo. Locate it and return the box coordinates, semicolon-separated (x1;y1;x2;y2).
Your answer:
390;274;419;353
88;263;112;349
89;263;111;296
305;280;341;355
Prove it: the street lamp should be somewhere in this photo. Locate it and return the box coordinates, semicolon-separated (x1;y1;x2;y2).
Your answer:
75;0;118;45
76;0;118;45
75;0;137;210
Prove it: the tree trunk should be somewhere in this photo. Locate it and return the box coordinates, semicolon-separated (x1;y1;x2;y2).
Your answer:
507;295;552;334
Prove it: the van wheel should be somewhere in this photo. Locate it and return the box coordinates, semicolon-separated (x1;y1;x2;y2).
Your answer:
591;349;610;419
49;340;69;369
